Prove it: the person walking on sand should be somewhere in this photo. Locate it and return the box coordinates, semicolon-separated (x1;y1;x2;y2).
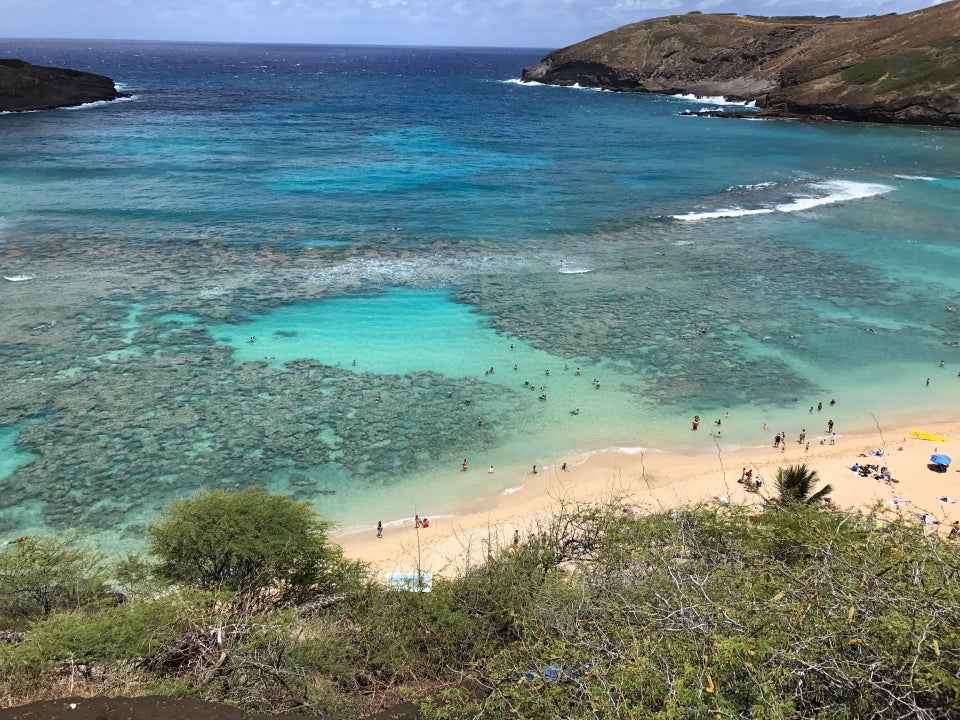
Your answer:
376;521;383;539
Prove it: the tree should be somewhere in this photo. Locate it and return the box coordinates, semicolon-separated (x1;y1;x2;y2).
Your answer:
0;533;108;622
145;487;365;604
773;463;833;505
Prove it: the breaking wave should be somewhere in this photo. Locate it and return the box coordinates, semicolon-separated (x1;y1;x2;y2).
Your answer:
673;180;893;222
671;93;758;108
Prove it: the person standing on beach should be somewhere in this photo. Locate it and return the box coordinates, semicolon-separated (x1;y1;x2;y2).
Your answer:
377;521;383;539
774;433;781;448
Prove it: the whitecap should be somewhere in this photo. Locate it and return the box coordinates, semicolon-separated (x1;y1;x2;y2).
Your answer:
501;484;524;494
558;267;593;274
501;79;603;91
673;208;773;222
4;274;35;282
774;180;892;213
671;93;757;108
674;179;892;222
61;95;138;110
893;174;937;181
725;181;778;192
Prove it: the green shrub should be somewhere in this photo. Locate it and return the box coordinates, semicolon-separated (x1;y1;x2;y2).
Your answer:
925;35;959;50
0;533;109;625
424;504;960;718
145;487;367;604
842;48;960;93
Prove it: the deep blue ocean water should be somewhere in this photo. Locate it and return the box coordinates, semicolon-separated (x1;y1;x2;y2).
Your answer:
1;40;958;542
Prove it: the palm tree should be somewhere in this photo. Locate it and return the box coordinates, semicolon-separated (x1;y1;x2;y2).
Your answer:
774;463;833;505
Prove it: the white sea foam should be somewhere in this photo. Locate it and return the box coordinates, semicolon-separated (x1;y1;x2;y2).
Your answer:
674;208;773;222
616;446;647;454
672;93;757;108
725;181;778;192
502;484;524;495
774;180;892;213
1;95;135;116
674;180;893;222
502;79;603;91
62;95;137;110
894;174;937;181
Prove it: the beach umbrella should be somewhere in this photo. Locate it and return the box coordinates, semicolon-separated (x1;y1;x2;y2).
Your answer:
931;453;952;465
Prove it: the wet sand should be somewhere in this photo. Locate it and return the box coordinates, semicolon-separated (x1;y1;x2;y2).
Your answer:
336;415;960;578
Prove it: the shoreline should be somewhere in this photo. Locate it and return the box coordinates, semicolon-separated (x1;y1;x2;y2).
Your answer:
335;412;959;579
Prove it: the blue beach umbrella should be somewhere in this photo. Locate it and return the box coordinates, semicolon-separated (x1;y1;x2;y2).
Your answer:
931;453;952;465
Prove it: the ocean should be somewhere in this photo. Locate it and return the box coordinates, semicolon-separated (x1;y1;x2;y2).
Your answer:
1;40;958;545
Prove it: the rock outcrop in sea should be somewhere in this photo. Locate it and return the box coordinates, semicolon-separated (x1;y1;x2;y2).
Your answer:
521;2;960;127
0;58;128;112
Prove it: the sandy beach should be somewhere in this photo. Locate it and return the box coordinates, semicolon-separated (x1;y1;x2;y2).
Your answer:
336;414;960;579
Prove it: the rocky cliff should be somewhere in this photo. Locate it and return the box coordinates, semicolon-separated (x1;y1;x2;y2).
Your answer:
522;2;960;127
0;59;128;112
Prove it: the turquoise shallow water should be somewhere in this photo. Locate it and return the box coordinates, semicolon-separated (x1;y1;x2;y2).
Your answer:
0;40;958;545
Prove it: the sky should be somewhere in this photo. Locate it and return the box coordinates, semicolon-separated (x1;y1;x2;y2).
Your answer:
0;0;951;48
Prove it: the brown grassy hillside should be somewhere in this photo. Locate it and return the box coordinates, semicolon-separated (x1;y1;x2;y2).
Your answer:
522;2;960;126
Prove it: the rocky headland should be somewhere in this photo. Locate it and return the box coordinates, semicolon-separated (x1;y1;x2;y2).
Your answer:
0;58;128;112
522;1;960;127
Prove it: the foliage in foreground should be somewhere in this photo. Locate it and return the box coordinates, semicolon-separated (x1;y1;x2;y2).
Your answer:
0;533;111;626
447;504;960;720
1;490;958;719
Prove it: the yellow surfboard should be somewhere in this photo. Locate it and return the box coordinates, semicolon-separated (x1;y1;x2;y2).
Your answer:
909;430;947;442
